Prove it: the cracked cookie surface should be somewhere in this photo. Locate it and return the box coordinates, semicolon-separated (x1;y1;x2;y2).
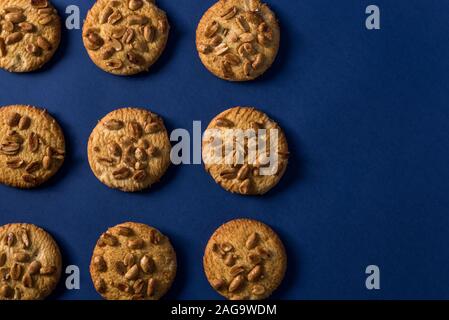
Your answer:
90;222;177;300
196;0;280;81
0;0;61;72
202;106;289;195
83;0;170;76
0;223;62;300
0;105;65;189
204;219;287;300
87;107;171;192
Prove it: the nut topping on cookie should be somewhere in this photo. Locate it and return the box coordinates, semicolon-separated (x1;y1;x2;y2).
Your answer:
203;107;289;195
88;108;171;192
0;105;65;189
0;223;62;300
0;0;60;72
204;219;287;300
196;0;280;81
90;222;177;300
83;0;170;75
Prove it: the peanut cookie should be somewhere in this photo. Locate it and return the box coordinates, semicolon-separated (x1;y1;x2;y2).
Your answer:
0;223;62;300
202;107;289;195
83;0;170;76
90;222;177;300
0;0;61;72
196;0;280;81
0;105;65;189
87;107;171;192
204;219;287;300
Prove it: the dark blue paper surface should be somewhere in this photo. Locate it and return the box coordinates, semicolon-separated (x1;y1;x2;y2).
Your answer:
1;0;449;299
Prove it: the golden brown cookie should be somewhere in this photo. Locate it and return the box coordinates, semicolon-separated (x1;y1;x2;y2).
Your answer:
202;107;289;195
0;105;65;189
0;0;61;72
87;107;171;192
0;223;62;300
90;222;177;300
83;0;170;76
204;219;287;300
196;0;280;81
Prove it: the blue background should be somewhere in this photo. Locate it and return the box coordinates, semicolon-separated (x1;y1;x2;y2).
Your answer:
1;0;448;300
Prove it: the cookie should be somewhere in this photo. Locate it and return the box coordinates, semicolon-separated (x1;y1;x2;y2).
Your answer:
0;0;61;72
90;222;177;300
0;105;65;189
87;107;171;192
202;107;289;195
0;223;62;300
204;219;287;300
196;0;280;81
83;0;170;76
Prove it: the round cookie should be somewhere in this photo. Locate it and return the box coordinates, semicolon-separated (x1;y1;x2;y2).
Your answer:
87;107;171;192
0;0;61;72
0;105;65;189
203;219;287;300
90;222;177;300
0;223;62;300
83;0;170;76
196;0;280;81
202;106;289;195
